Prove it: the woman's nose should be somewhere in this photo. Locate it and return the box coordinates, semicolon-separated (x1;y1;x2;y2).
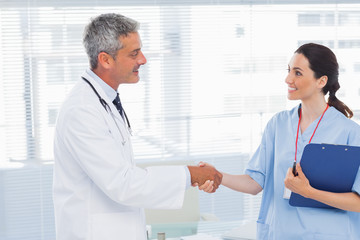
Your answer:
285;74;293;84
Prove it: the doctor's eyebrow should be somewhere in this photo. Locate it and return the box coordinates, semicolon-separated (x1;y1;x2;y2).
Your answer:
129;48;141;56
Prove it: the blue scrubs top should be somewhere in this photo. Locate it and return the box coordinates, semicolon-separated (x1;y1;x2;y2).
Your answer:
245;105;360;240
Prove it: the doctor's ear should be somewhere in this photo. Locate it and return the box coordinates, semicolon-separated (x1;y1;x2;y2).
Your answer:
97;52;114;69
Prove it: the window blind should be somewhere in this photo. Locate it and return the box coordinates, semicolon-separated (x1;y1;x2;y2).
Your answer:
1;1;360;239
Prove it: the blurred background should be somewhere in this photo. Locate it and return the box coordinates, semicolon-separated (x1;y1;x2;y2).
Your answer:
1;0;360;239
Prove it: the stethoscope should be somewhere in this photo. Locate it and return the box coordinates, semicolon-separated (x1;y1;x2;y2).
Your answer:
82;77;132;145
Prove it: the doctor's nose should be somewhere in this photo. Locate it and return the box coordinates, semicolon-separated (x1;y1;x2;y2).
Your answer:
138;51;147;65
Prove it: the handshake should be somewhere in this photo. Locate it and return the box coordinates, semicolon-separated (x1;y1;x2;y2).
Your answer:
187;163;222;193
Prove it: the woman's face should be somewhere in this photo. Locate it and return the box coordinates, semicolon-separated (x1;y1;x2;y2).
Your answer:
285;53;325;101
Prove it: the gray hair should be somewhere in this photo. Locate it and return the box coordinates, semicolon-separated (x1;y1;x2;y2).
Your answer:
83;13;139;69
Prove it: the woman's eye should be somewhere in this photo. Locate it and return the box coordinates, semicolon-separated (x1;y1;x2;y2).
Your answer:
295;71;302;76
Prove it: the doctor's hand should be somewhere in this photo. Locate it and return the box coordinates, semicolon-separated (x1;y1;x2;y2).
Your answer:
191;161;213;187
187;165;222;193
284;163;313;198
196;162;218;193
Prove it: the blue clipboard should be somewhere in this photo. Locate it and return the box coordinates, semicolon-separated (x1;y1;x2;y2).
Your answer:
289;143;360;209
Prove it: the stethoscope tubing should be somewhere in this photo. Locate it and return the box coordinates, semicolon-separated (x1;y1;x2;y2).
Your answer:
81;77;132;145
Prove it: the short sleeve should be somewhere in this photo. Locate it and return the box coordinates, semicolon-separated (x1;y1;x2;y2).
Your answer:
245;145;266;188
245;115;276;189
352;166;360;194
347;120;360;194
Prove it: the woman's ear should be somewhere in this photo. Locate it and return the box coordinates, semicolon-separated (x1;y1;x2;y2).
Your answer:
318;75;328;89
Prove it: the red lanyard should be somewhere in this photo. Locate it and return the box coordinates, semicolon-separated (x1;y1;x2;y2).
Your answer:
294;104;329;163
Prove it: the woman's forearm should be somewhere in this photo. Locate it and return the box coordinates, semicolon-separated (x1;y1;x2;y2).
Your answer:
305;188;360;212
222;173;262;195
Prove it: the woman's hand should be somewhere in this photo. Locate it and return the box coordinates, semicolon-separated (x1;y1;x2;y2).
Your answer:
284;163;312;198
285;163;360;212
198;161;214;168
198;179;215;193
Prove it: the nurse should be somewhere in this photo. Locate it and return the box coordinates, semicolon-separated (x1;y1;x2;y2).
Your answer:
199;43;360;239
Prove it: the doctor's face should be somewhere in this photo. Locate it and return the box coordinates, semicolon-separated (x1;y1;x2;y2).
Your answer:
110;32;147;85
285;53;324;101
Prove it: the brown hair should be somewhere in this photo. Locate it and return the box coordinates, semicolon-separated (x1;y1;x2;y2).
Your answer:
295;43;353;118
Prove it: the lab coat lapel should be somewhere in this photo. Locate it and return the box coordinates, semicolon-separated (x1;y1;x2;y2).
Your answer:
80;72;133;162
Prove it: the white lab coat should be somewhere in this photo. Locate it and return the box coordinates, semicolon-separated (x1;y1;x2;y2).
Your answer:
53;71;187;240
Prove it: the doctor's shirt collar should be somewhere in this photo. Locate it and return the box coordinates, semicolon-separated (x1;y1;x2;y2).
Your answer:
86;68;117;101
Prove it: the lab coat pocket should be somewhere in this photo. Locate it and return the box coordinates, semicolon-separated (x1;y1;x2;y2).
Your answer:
90;212;136;240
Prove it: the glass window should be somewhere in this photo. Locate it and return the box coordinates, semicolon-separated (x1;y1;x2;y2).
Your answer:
1;1;360;239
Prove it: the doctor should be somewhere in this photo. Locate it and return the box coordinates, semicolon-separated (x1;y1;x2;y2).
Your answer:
53;13;222;240
199;43;360;239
